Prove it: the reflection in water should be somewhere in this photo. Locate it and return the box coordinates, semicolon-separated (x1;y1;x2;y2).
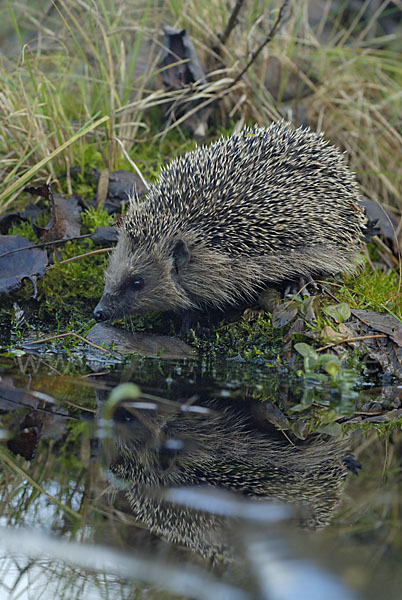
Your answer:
0;527;247;600
1;362;400;599
103;393;355;559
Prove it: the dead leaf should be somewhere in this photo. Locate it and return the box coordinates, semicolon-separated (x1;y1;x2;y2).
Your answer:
321;326;345;341
7;410;45;460
271;304;297;328
359;197;397;242
26;183;81;242
160;26;206;89
391;327;402;347
347;310;402;379
352;309;402;340
264;402;290;429
0;235;48;295
338;323;354;337
91;225;118;245
107;170;148;201
283;317;306;345
160;26;211;137
25;182;53;202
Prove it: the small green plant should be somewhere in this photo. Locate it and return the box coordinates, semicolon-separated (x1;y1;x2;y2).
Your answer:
292;342;358;414
323;302;351;323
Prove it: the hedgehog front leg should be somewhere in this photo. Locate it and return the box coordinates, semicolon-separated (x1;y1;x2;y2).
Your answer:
257;287;281;313
283;274;318;298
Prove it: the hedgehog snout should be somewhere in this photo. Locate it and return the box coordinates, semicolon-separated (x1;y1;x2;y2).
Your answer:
93;303;107;321
93;296;112;321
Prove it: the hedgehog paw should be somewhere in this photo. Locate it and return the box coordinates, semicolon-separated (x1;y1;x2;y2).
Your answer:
284;275;318;298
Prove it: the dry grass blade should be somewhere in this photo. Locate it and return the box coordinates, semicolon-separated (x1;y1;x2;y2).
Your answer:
0;446;82;520
0;0;400;217
0;115;109;209
23;331;111;354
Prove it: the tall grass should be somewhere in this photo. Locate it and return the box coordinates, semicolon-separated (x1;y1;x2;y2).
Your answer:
0;0;401;215
170;0;402;213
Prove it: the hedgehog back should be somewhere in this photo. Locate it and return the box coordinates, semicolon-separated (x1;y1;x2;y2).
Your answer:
125;122;364;256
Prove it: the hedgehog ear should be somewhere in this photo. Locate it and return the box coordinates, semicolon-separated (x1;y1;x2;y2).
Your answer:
171;239;189;274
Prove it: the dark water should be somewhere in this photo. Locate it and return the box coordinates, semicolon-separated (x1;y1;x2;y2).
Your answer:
0;352;401;600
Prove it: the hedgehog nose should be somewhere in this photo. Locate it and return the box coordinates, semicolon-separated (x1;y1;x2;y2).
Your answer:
93;303;107;321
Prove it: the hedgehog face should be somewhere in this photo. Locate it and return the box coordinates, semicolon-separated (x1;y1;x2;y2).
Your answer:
93;230;193;320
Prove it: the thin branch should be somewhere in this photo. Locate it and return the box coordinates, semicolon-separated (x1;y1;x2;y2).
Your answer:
46;247;113;269
373;234;400;267
220;0;245;45
0;233;92;260
317;334;387;352
230;0;289;88
23;331;110;354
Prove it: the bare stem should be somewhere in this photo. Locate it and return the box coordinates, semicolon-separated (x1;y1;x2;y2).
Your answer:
220;0;245;45
230;0;289;88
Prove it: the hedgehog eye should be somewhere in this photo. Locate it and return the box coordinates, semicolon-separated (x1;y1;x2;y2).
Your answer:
130;276;144;291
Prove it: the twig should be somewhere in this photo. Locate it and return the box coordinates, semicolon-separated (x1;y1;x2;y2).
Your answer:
220;0;245;45
23;331;110;354
230;0;289;88
321;286;344;303
46;247;113;269
317;333;387;352
372;234;399;267
280;429;296;447
377;249;397;272
80;371;109;378
0;234;92;260
61;399;97;413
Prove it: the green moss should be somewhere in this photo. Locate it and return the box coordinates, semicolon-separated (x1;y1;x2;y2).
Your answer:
81;206;111;234
128;128;198;182
7;220;41;243
196;313;281;363
6;208;111;320
338;265;402;318
39;238;107;316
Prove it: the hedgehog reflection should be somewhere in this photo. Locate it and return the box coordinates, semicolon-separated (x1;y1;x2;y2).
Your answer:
105;399;355;559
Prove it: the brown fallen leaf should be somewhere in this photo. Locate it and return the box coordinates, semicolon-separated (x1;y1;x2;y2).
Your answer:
345;310;402;379
321;325;345;342
7;410;46;461
271;304;298;328
26;183;81;243
352;309;402;347
160;26;211;137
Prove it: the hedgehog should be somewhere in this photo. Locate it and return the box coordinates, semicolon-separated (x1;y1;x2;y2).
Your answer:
93;121;367;321
102;395;358;559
